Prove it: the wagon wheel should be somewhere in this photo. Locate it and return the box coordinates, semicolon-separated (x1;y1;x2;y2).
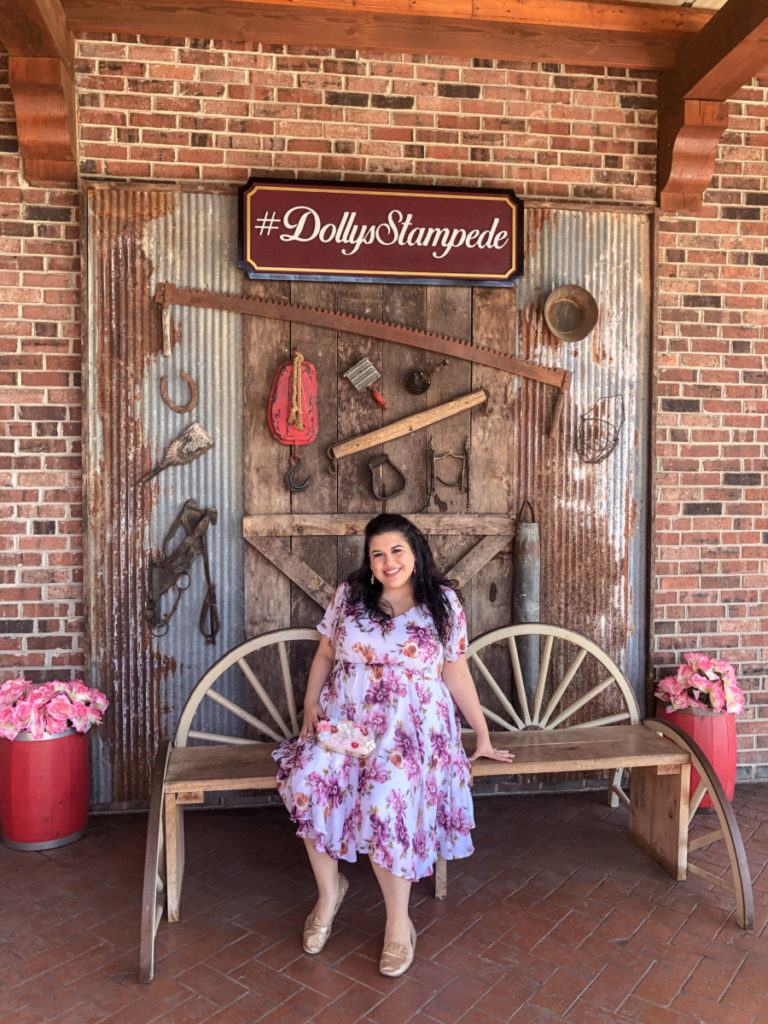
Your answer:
174;627;321;746
644;718;754;931
466;623;640;798
139;738;172;984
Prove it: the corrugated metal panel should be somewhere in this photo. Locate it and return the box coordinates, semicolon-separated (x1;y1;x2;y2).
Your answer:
85;188;244;808
515;205;650;696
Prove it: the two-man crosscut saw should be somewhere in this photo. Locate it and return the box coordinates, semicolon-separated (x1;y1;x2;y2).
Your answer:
155;284;572;436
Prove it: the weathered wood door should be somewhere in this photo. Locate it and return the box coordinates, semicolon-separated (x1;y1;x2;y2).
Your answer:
243;280;519;641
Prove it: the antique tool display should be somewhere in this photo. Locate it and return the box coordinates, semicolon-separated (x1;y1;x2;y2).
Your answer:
328;389;487;469
145;499;220;645
405;358;448;395
544;284;598;342
576;395;624;464
427;437;470;508
268;350;318;491
344;357;386;407
367;454;406;501
160;370;198;414
140;422;214;484
155;284;571;436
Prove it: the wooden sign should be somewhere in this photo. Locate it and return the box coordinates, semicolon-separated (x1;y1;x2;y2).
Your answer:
239;179;523;287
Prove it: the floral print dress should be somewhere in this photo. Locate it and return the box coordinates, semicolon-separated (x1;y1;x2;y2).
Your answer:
273;583;475;882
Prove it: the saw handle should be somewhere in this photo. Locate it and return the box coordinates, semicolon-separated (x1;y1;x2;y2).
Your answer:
547;371;572;438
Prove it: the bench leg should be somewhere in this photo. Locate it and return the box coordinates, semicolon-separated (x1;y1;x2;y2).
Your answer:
434;855;447;900
164;794;186;923
628;762;690;880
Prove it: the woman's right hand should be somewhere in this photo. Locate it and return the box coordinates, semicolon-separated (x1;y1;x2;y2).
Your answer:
301;702;324;739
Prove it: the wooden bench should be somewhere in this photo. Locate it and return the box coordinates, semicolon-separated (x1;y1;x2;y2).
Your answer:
139;623;754;983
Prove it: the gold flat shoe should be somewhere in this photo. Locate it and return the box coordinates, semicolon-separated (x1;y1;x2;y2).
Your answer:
302;874;349;954
379;919;417;977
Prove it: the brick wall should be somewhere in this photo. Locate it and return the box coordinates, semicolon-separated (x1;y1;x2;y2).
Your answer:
0;52;83;681
1;36;766;776
654;82;768;779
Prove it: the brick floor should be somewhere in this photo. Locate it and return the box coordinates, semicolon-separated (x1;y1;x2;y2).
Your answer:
1;784;767;1023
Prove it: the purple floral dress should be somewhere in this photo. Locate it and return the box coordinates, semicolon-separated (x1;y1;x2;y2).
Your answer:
273;584;475;882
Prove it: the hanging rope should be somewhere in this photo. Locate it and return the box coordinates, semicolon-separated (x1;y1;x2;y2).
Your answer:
288;350;304;432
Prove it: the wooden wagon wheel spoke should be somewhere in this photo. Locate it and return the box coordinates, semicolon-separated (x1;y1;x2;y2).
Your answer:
538;648;589;726
531;634;554;723
643;718;754;931
507;637;531;726
175;627;320;746
467;623;640;733
200;687;287;743
546;675;628;729
467;650;526;730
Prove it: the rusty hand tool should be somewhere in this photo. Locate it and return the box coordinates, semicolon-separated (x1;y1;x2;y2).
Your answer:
155;284;570;435
343;357;386;407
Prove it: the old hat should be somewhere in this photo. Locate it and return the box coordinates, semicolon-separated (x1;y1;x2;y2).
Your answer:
544;285;598;342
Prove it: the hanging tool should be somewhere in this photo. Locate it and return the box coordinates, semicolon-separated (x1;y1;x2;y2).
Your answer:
155;284;571;436
427;437;470;508
140;422;214;484
328;389;487;470
368;454;406;501
268;350;317;492
405;359;448;395
160;369;199;414
145;499;220;645
343;357;386;407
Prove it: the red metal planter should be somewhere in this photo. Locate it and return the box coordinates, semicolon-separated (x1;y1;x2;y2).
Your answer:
656;705;737;808
0;729;90;850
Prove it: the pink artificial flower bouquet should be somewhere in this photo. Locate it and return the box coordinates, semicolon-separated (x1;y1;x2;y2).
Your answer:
655;653;745;715
0;678;109;741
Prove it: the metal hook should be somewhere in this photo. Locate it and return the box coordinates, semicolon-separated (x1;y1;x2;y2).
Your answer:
284;452;312;492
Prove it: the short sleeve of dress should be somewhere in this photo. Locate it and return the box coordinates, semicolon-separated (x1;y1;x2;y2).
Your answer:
317;582;348;642
442;588;468;662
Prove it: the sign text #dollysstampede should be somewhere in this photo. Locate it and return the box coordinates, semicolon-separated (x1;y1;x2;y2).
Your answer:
239;180;523;286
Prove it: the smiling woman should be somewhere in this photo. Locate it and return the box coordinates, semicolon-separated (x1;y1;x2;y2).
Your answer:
272;512;514;977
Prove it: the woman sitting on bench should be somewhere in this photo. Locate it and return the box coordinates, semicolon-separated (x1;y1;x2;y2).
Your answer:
273;513;514;977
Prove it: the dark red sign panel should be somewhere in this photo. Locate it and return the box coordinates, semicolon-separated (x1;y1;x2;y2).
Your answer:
239;179;523;287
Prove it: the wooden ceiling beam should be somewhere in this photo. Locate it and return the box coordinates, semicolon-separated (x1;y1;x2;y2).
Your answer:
62;0;709;71
0;0;77;185
658;0;768;213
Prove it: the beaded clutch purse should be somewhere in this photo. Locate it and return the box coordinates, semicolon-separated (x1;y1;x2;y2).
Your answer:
316;719;375;758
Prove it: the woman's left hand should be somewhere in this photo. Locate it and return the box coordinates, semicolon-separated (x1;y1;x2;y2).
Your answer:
469;740;516;763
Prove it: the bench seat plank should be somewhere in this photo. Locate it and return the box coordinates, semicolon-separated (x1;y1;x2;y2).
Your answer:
166;743;279;794
465;724;690;776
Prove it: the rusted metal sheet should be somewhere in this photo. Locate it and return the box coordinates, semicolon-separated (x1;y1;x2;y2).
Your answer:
515;204;651;706
84;187;245;808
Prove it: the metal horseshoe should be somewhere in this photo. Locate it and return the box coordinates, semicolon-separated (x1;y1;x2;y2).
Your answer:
284;451;312;493
160;370;199;414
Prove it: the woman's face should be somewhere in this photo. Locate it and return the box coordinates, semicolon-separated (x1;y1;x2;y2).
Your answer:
368;531;416;592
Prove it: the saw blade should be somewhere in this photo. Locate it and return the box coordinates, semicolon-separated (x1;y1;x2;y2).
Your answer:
156;283;568;391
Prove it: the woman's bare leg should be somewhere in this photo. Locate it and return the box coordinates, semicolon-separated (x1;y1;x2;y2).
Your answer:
369;857;413;948
303;838;343;921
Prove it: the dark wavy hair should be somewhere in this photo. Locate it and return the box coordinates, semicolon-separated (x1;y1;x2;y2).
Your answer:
346;513;457;643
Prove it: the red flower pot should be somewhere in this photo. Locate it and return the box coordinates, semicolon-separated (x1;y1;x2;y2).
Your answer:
0;729;90;850
655;704;737;808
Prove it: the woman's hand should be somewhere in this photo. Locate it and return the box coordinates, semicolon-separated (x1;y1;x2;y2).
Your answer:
468;738;515;763
301;702;324;739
